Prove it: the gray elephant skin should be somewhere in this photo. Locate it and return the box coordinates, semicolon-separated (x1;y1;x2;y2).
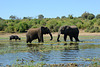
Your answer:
57;25;80;42
10;35;21;40
26;27;53;43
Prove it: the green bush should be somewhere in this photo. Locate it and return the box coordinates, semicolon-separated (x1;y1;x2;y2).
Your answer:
15;22;28;32
0;20;7;31
87;14;95;20
96;14;100;19
76;22;83;29
46;19;61;32
81;12;90;19
5;26;14;33
85;26;100;32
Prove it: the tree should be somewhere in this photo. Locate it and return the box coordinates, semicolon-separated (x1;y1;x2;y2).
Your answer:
68;15;73;19
9;15;17;20
61;16;66;19
15;22;28;32
56;16;60;19
87;14;95;20
81;12;90;19
0;21;7;31
38;14;44;20
23;17;33;20
96;14;100;19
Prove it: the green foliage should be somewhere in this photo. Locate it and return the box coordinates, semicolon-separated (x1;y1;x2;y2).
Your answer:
82;12;95;20
15;22;28;32
9;15;17;20
46;19;61;32
81;12;90;19
61;16;66;19
96;14;100;19
1;13;100;33
87;14;95;20
68;15;73;19
38;14;44;20
5;26;14;33
0;20;7;31
85;26;100;33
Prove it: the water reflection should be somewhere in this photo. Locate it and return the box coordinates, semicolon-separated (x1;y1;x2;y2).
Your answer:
27;43;43;47
64;42;79;50
26;43;80;64
1;40;100;66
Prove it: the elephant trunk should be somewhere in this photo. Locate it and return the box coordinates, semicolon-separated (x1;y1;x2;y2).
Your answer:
49;32;53;40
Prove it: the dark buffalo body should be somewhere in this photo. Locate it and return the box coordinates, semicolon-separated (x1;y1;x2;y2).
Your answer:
10;35;21;40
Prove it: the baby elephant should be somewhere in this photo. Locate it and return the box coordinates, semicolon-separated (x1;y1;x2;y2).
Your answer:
9;35;21;41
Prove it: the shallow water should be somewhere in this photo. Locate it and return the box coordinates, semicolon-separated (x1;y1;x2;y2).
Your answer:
0;36;100;66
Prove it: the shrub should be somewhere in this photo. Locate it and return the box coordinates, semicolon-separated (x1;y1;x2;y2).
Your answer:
15;22;28;32
76;22;83;29
81;12;90;19
87;14;95;20
96;14;100;19
85;26;100;32
0;21;7;31
5;26;14;33
46;19;61;32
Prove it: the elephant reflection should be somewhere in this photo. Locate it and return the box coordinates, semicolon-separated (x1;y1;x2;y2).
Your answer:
27;43;43;47
64;42;79;50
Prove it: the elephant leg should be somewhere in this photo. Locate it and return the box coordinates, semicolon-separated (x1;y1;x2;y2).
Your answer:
29;40;32;43
64;34;67;41
38;36;44;42
57;34;60;42
26;36;30;43
69;36;73;41
74;34;80;42
38;37;41;42
26;35;32;43
74;36;79;42
41;35;44;42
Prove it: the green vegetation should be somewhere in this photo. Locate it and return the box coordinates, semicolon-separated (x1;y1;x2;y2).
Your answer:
0;12;100;33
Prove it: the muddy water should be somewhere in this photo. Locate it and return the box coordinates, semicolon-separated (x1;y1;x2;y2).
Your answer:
0;36;100;66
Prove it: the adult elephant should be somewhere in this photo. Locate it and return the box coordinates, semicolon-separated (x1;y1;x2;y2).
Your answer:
57;25;80;42
26;27;53;43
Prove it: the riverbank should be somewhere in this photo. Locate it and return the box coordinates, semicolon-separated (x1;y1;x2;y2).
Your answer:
0;30;100;38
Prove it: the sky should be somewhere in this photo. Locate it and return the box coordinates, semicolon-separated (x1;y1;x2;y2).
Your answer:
0;0;100;19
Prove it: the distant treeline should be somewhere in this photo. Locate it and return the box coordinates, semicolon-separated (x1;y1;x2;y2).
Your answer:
0;12;100;33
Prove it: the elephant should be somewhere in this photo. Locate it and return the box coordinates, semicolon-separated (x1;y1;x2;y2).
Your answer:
10;35;21;40
57;25;80;42
26;26;53;43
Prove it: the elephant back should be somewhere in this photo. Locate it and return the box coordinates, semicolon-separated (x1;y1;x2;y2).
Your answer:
27;28;40;34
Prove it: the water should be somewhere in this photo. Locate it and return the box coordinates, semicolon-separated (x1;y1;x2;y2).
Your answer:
0;36;100;66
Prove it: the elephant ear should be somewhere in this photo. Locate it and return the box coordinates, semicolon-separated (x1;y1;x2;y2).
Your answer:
41;27;44;32
41;26;47;34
